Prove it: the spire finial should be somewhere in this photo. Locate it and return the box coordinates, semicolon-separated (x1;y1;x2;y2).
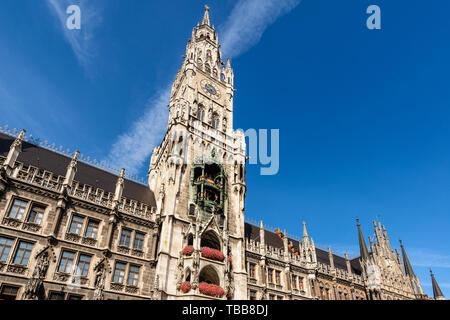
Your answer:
430;269;445;300
399;240;415;278
357;218;370;262
202;4;211;26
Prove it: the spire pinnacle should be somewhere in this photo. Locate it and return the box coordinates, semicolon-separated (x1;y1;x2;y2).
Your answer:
356;218;370;262
202;4;211;26
430;269;445;300
302;221;309;238
399;240;415;277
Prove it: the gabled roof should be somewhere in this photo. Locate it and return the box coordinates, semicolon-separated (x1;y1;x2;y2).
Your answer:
0;133;156;208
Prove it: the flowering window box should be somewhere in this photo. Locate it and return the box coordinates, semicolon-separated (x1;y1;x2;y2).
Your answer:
198;282;224;298
181;281;191;293
182;245;194;256
200;247;224;262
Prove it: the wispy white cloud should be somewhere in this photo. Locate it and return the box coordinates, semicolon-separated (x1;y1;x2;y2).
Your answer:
106;87;170;174
407;248;450;269
220;0;302;57
46;0;102;73
107;1;301;174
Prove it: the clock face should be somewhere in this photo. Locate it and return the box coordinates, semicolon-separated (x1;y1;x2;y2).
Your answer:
201;79;220;99
205;83;217;95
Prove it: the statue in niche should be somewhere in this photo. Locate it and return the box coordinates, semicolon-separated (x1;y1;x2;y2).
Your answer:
22;251;50;300
93;264;107;300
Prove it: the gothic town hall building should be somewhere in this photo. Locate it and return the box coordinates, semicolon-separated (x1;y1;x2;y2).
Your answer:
0;6;445;301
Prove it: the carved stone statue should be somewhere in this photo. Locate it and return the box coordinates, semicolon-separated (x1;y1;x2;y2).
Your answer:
93;264;106;300
22;252;49;300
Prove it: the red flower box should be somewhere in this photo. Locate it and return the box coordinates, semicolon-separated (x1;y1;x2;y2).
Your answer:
182;245;194;256
181;281;191;293
198;282;225;298
201;247;225;261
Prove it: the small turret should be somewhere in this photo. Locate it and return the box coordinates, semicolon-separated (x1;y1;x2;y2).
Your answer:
63;150;79;188
3;129;26;174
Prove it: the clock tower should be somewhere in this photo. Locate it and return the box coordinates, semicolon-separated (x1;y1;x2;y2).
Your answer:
149;5;248;299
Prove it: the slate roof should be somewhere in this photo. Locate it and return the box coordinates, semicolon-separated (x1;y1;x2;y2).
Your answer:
244;222;362;275
0;133;156;208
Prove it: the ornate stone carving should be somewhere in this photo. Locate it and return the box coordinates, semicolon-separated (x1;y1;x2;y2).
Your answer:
2;217;22;228
53;272;70;282
117;246;130;255
65;232;81;243
131;249;144;257
93;263;107;300
22;222;41;232
22;251;50;300
125;286;139;294
7;264;27;275
81;237;97;246
110;283;125;291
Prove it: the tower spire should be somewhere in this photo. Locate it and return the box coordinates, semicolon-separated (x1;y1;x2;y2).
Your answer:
202;4;211;26
399;240;415;277
356;218;370;261
430;269;445;300
302;221;309;243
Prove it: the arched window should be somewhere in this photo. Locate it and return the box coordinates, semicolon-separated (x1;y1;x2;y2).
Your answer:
211;113;219;129
198;58;203;69
187;234;194;246
199;265;220;286
213;68;218;78
201;230;221;251
185;268;191;282
220;73;225;81
205;63;211;74
197;105;205;121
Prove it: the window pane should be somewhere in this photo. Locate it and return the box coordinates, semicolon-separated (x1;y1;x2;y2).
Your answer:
133;233;144;250
0;237;13;262
13;241;33;265
49;292;65;300
120;230;131;247
127;266;139;286
85;221;98;239
0;285;20;300
8;199;28;220
69;216;84;234
58;251;75;273
76;254;91;276
28;206;45;224
113;262;126;283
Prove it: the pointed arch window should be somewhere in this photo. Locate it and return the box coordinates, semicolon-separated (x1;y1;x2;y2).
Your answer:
197;105;205;121
211;113;220;129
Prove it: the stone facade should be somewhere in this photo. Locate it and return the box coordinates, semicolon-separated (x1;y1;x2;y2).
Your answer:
0;6;441;301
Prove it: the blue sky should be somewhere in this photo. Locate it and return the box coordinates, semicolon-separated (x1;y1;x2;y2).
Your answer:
1;0;449;298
